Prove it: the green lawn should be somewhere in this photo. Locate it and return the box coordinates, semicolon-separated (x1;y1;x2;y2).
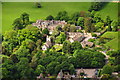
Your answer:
2;2;118;33
101;32;118;50
98;2;118;21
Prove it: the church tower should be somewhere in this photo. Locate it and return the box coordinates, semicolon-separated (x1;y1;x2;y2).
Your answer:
46;36;51;42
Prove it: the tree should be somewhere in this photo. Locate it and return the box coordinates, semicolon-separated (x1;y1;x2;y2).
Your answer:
12;13;29;30
80;11;86;17
91;52;105;68
63;24;77;32
55;32;66;44
46;15;54;20
99;37;105;43
22;39;36;52
95;22;104;31
63;24;70;32
14;46;30;60
73;50;105;68
70;25;77;32
102;64;113;75
93;12;102;23
56;25;62;31
90;10;96;18
42;28;49;35
2;30;18;55
107;25;112;31
71;12;80;21
62;41;72;54
38;56;55;67
73;50;93;68
91;23;96;32
55;11;69;21
12;18;23;30
55;61;75;74
16;57;34;79
110;50;120;65
21;12;29;26
35;2;42;8
84;17;93;32
35;65;45;76
77;17;84;27
105;16;112;26
56;56;68;64
111;20;118;31
2;58;16;79
10;54;19;63
91;33;97;37
46;61;60;75
51;30;60;37
36;39;42;50
114;65;120;72
88;2;107;11
17;26;41;43
71;41;82;53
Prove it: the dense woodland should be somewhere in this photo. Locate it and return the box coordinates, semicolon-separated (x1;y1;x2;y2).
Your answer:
0;2;120;80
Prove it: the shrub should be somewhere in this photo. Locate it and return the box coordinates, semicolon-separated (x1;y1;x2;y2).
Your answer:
35;2;41;8
88;39;95;42
92;33;97;37
46;15;54;20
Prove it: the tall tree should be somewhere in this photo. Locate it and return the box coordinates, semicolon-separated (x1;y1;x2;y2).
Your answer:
71;41;82;53
84;17;93;32
102;64;113;75
55;11;69;21
95;22;104;31
35;65;45;76
62;41;72;54
70;25;77;32
111;20;118;31
42;28;49;35
46;15;54;20
105;16;112;26
46;61;60;75
12;18;23;30
55;32;66;44
88;2;107;11
2;58;16;79
16;57;34;79
21;12;29;26
71;12;80;21
93;12;102;23
77;17;84;27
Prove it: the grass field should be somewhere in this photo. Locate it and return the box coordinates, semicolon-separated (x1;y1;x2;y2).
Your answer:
2;2;118;33
101;32;118;50
98;2;118;21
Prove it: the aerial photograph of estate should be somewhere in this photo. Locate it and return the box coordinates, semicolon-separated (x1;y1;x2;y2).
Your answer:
0;0;120;80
